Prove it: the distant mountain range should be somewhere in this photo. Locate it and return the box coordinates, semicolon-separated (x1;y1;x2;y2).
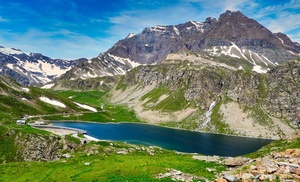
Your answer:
0;46;86;86
59;10;300;82
1;10;300;86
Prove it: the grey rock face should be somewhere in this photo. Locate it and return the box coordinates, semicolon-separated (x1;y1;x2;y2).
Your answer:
117;59;300;126
263;60;300;124
63;10;300;82
106;10;300;65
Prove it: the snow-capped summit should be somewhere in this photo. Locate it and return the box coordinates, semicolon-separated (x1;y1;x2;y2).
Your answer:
0;46;85;86
0;46;28;56
59;10;300;84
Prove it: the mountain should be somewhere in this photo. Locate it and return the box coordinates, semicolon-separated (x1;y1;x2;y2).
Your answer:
108;59;300;139
0;46;85;86
59;10;300;82
0;76;92;124
108;10;300;65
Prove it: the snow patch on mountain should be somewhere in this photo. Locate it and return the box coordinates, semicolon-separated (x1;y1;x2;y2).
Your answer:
22;88;29;92
126;33;136;39
0;46;80;86
287;50;295;55
21;98;28;101
275;35;284;44
0;47;28;55
6;63;14;70
261;55;276;66
74;102;97;112
253;65;267;73
41;83;55;89
39;97;66;108
204;44;277;73
108;53;141;69
22;60;71;77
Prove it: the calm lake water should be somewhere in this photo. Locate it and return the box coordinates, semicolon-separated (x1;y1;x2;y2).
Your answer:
52;122;273;157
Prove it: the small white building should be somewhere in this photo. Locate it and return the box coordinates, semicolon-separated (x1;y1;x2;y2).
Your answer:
16;120;26;125
100;103;105;110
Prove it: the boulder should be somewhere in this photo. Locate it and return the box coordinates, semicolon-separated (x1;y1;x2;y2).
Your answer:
224;174;238;181
241;173;253;179
62;153;71;158
249;165;257;170
175;170;182;175
259;174;273;181
261;156;272;166
224;157;245;167
285;149;300;158
290;168;300;175
266;166;277;174
277;162;299;168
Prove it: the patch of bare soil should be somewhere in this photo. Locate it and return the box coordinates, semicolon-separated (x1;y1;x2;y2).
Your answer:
220;102;294;139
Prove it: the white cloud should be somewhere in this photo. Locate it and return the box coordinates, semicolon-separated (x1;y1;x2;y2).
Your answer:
107;2;207;37
252;0;300;42
265;13;300;33
256;0;300;18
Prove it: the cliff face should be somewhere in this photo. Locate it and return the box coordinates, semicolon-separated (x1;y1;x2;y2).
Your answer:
110;59;300;138
264;60;300;123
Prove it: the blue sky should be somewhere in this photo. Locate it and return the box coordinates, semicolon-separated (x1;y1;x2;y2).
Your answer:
0;0;300;59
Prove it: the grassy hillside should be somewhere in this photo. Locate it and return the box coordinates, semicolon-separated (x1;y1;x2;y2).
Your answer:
0;76;91;124
0;76;140;124
0;141;226;181
41;90;141;122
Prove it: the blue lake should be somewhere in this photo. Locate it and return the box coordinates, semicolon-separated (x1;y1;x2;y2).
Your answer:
52;122;273;157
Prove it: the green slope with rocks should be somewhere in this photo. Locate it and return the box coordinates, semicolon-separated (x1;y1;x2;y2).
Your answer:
108;59;300;139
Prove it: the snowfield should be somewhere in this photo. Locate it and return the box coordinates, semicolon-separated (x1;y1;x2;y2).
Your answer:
39;97;66;108
41;83;55;89
74;102;97;112
0;47;28;55
253;65;267;73
22;88;30;92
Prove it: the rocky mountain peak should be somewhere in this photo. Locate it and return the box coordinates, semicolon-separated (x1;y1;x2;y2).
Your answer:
204;17;218;24
105;10;299;65
0;45;82;86
59;10;300;83
220;10;243;17
126;33;136;39
205;10;271;42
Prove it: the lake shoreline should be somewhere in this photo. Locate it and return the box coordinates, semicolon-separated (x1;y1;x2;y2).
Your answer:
48;120;277;140
51;121;273;157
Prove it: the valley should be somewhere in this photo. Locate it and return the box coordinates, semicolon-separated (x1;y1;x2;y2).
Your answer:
0;58;298;181
0;8;299;182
